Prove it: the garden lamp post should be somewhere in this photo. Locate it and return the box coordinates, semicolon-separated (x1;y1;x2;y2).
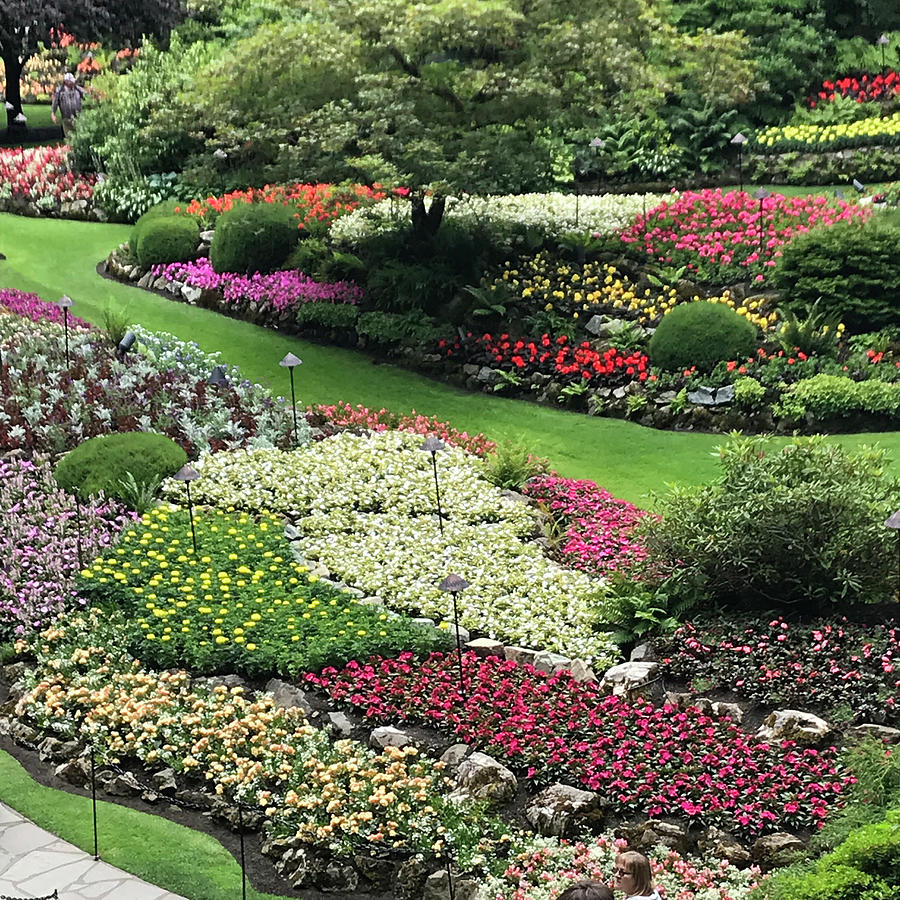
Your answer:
279;352;303;446
420;435;447;536
753;188;771;268
173;464;201;554
117;331;136;361
208;364;229;389
56;295;74;369
439;573;470;699
878;34;890;71
886;510;900;600
730;133;747;193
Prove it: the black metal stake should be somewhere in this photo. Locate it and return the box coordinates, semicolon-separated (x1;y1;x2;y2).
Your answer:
63;307;70;370
737;147;744;194
185;481;197;555
758;197;766;266
430;452;444;537
289;368;298;446
446;854;456;900
90;745;99;860
451;589;465;700
238;804;247;900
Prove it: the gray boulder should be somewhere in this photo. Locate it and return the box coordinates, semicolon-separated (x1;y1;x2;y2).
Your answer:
525;783;601;836
757;710;832;745
265;678;312;716
455;751;517;804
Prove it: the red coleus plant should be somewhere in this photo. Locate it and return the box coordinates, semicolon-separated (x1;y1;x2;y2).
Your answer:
808;71;900;106
439;332;652;387
306;653;853;837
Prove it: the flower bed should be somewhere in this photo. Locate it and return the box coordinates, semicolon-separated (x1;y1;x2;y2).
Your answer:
0;289;92;327
0;311;302;456
150;257;363;314
0;146;98;219
483;832;761;900
78;506;451;676
308;652;853;837
522;476;649;575
159;433;618;662
0;459;131;637
619;190;869;284
306;402;496;457
178;182;386;229
807;72;900;106
751;114;900;153
659;617;900;726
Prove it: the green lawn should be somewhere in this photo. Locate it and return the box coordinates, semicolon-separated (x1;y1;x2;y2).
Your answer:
2;212;900;505
22;103;55;129
0;751;295;900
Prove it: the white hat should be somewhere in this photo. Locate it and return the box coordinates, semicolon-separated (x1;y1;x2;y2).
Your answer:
64;73;75;83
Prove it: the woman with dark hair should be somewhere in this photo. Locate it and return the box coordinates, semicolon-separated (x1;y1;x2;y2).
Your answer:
557;881;614;900
611;851;660;900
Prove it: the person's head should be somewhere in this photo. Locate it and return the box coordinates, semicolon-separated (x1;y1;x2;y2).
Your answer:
63;73;75;87
557;881;614;900
612;851;654;896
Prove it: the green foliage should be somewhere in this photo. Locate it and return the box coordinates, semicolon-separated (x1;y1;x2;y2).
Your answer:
295;302;360;331
789;374;900;421
133;215;200;268
93;172;188;224
774;219;900;332
603;571;699;645
641;434;900;610
54;433;188;505
775;301;842;357
116;472;164;515
648;302;758;373
480;441;549;491
100;304;133;348
355;310;449;347
732;376;766;409
209;202;299;275
757;862;891;900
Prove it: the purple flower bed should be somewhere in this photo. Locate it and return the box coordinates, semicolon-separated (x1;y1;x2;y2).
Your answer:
151;258;363;313
0;458;133;637
0;289;92;328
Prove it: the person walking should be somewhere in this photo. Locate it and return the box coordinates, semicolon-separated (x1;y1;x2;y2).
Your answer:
612;851;661;900
51;73;86;137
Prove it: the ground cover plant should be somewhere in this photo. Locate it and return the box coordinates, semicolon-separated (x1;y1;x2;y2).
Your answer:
659;617;900;727
0;308;302;455
0;458;131;638
483;831;761;900
77;505;452;676
0;287;91;326
619;189;869;283
307;652;853;837
159;432;618;661
751;114;900;153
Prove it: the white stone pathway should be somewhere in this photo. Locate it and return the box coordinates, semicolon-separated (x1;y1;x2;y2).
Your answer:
0;802;187;900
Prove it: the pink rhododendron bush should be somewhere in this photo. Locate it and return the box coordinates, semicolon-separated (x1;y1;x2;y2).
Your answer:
620;189;869;283
307;652;853;837
0;145;99;219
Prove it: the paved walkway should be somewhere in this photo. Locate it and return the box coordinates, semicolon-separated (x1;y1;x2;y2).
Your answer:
0;802;187;900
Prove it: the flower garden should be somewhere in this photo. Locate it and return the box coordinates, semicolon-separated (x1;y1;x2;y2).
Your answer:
3;8;900;900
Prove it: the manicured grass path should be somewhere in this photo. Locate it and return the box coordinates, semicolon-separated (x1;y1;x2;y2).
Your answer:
0;750;293;900
7;213;900;504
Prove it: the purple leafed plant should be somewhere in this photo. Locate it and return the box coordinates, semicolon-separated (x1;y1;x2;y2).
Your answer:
0;458;134;637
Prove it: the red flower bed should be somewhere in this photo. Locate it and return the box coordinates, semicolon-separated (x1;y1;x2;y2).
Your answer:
306;653;852;837
178;182;388;230
306;402;497;457
523;475;650;574
440;332;652;386
808;71;900;106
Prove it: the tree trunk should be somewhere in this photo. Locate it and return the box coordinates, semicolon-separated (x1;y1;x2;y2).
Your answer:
410;194;446;239
2;50;25;134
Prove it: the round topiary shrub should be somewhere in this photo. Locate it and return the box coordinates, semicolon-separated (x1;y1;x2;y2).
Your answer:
54;432;188;506
133;216;200;268
648;301;758;372
209;202;299;274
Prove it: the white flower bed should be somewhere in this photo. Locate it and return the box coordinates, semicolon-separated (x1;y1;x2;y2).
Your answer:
164;432;617;663
329;191;668;252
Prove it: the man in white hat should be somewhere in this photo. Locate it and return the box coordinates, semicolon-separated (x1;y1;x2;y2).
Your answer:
51;73;86;137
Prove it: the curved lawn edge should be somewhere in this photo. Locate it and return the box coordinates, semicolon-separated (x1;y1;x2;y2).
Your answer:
0;749;295;900
3;213;900;506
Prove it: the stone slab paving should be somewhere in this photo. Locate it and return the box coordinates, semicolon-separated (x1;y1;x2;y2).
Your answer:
0;801;188;900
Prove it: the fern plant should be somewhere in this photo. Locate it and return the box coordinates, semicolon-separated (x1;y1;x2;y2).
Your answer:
776;299;843;357
117;472;162;514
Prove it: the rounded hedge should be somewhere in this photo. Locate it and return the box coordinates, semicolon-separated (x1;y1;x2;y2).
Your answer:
133;215;200;268
210;202;299;275
54;432;188;504
648;301;758;373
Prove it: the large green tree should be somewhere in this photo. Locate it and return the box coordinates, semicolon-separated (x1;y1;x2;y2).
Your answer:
0;0;183;130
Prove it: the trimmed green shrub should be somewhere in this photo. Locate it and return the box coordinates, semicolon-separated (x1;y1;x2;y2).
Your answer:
54;433;188;505
773;218;900;332
639;434;900;610
133;215;200;268
758;863;891;900
648;301;758;372
356;310;449;347
295;302;360;330
732;376;766;408
789;374;900;420
210;202;299;274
